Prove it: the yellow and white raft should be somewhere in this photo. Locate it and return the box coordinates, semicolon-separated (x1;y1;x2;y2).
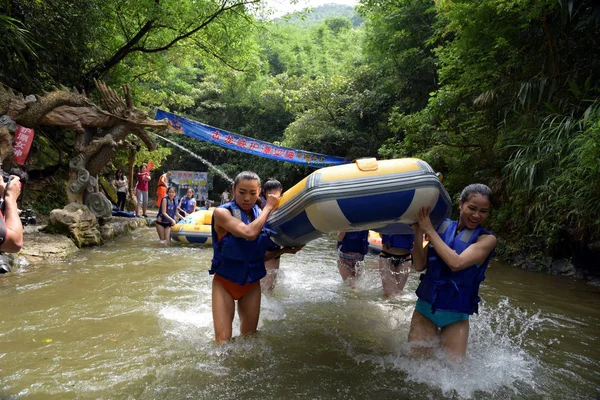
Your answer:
266;157;451;247
368;230;383;254
170;208;214;244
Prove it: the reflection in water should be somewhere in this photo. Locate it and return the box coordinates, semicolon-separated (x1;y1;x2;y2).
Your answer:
0;228;598;399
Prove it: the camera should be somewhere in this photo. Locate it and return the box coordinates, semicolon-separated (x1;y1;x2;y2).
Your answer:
1;168;28;186
20;208;36;226
0;254;11;274
0;168;28;212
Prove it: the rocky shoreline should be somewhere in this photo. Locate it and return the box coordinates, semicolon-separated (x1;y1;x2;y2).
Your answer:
10;211;150;270
495;237;600;287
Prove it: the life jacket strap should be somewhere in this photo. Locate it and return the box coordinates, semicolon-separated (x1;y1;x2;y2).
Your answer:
429;279;460;314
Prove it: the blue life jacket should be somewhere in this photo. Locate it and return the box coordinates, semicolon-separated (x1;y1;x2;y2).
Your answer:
338;231;369;254
382;234;414;250
180;196;196;214
209;201;269;285
157;196;179;220
415;219;494;315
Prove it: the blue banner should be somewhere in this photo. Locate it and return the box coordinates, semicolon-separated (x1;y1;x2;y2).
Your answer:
155;110;350;168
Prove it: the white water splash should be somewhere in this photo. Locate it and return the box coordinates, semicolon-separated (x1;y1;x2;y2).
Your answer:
345;298;543;399
152;133;234;184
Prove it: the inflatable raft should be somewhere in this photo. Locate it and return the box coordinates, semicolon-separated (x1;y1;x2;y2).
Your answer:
367;230;429;254
266;158;451;247
368;231;383;254
170;209;214;244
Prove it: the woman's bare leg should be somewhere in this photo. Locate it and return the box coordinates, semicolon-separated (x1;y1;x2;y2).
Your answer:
338;260;358;287
261;259;280;293
379;257;399;297
440;320;470;360
212;278;236;344
408;310;439;359
393;261;411;292
156;224;166;241
237;283;262;337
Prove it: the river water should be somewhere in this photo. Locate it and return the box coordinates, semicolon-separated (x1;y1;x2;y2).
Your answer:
1;227;598;399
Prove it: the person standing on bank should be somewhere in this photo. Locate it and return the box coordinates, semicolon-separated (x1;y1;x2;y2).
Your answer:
336;230;369;288
114;169;128;211
135;164;151;217
408;184;496;359
209;171;279;344
220;188;230;205
379;233;414;296
156;171;171;207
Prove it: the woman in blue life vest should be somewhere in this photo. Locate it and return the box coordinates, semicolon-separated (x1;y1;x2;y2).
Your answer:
259;179;303;294
155;186;179;243
336;230;369;288
177;188;197;220
408;184;496;359
379;233;415;296
210;171;280;344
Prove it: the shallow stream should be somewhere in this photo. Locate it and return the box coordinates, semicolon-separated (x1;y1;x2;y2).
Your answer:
1;228;598;399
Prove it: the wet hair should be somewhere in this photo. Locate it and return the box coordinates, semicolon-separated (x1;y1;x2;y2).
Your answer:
233;171;260;188
460;183;493;204
263;178;283;194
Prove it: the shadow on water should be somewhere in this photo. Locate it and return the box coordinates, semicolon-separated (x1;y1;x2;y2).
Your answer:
0;231;599;399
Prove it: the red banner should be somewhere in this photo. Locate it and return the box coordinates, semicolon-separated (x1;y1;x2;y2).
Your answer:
13;125;34;165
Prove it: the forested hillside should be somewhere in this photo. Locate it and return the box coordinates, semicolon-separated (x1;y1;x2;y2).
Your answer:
274;3;364;27
1;0;599;272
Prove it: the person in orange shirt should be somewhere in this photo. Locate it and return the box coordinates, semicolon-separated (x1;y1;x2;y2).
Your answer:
156;171;171;207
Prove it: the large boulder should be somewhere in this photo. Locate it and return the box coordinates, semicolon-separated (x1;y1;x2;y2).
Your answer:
551;258;576;276
47;203;103;247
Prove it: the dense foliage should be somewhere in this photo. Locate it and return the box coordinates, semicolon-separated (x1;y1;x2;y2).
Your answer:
1;0;599;266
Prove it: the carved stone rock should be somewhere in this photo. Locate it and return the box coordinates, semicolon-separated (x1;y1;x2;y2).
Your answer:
85;192;113;218
47;203;103;247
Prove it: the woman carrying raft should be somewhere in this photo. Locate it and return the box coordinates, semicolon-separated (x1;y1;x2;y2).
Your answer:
408;183;496;359
209;171;279;343
336;230;369;288
259;179;304;293
379;233;414;296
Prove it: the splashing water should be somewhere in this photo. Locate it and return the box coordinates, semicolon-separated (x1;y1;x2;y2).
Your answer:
337;298;543;399
152;133;234;184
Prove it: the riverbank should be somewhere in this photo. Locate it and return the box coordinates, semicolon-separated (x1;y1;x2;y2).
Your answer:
11;214;151;269
495;233;600;285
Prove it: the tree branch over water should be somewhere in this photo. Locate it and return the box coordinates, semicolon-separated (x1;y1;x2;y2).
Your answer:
82;0;261;90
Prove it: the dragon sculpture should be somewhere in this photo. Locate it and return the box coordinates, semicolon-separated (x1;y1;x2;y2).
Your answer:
0;80;168;217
